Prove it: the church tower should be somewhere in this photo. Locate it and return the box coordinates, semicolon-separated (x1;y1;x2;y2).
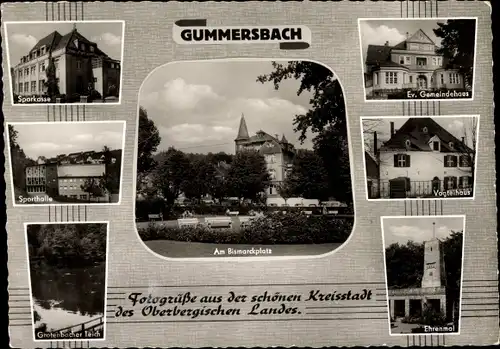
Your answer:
235;114;249;153
421;222;447;288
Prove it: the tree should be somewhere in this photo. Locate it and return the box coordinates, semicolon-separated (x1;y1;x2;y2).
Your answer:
150;147;192;206
81;178;104;202
137;107;161;195
44;54;59;98
433;19;476;90
100;145;119;202
459;117;478;190
385;241;425;289
182;157;216;201
282;149;330;200
226;150;270;202
257;61;352;203
8;125;36;193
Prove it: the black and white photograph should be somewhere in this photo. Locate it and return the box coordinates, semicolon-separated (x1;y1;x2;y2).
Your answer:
26;222;108;341
135;59;354;258
359;18;477;101
361;116;479;200
7;121;125;205
381;216;464;335
5;21;124;105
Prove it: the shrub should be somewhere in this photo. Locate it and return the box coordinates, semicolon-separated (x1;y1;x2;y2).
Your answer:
138;213;354;245
421;306;447;326
67;93;81;103
88;89;102;102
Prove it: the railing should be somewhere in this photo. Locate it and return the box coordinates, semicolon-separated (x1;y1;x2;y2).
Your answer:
50;316;104;335
369;180;473;199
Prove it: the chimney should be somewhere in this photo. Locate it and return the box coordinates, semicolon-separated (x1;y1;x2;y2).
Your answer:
406;32;410;39
461;137;465;143
390;122;395;136
384;41;389;46
373;132;378;156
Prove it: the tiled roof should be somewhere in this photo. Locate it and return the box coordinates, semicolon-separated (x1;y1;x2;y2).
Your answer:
31;31;62;52
57;164;106;178
380;118;473;153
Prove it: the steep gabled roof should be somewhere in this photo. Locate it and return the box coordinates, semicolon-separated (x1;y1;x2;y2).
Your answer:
31;31;62;52
235;114;249;140
392;29;438;52
366;44;392;65
380;118;473;153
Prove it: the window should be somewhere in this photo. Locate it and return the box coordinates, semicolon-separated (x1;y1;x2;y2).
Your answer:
90;46;95;52
31;66;36;75
432;57;437;66
459;176;471;189
81;43;86;51
385;72;398;84
399;56;405;65
444;176;457;190
24;82;29;92
94;77;98;82
394;154;410;168
405;139;411;148
405;56;411;65
423;127;428;133
19;83;23;93
459;155;472;167
31;81;36;93
416;57;427;66
269;169;276;180
440;74;444;85
80;195;87;200
76;60;82;69
444;155;458;167
450;73;460;84
433;141;440;151
409;76;413;83
39;80;45;92
449;142;454;150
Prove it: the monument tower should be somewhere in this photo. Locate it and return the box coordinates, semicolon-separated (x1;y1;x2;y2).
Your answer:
421;222;447;288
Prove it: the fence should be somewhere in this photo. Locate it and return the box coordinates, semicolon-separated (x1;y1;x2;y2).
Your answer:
369;180;474;199
50;316;104;336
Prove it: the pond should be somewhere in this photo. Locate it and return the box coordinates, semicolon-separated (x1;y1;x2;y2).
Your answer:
30;262;106;333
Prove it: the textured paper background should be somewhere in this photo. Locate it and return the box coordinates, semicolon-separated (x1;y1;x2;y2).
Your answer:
3;1;497;348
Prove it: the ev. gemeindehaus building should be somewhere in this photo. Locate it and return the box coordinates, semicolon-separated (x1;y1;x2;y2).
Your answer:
12;25;120;99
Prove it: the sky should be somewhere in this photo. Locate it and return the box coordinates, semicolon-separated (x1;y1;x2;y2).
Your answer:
138;60;328;155
6;21;123;65
359;19;447;64
383;216;464;246
9;122;124;159
362;116;478;154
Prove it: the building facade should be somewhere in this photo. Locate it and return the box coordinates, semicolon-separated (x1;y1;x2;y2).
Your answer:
25;149;121;201
365;29;464;97
234;115;295;197
12;25;120;99
373;118;474;198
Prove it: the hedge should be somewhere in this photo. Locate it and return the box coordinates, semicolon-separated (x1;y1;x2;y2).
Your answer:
138;213;354;244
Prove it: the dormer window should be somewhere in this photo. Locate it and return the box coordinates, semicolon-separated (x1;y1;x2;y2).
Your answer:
432;141;440;151
90;46;95;52
405;139;411;148
81;43;86;51
423;127;428;133
73;39;79;48
449;142;454;150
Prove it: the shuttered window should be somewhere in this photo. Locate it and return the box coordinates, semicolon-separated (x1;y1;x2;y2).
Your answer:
393;154;411;168
444;155;458;167
459;155;472;167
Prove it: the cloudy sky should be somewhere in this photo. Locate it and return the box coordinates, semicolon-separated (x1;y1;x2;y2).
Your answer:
6;21;123;65
359;19;446;64
383;216;464;246
139;60;326;154
362;116;478;153
9;122;124;159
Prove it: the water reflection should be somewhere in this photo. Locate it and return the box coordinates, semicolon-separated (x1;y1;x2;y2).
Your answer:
30;263;105;332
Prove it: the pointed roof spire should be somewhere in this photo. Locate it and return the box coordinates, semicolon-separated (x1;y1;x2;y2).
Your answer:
281;134;288;143
235;114;249;140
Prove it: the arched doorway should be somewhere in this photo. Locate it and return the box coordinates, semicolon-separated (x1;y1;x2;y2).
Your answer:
432;176;440;192
417;75;428;90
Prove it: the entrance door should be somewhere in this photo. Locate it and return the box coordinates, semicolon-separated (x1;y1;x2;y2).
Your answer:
417;75;428;89
410;299;422;317
432;177;440;192
394;300;405;318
